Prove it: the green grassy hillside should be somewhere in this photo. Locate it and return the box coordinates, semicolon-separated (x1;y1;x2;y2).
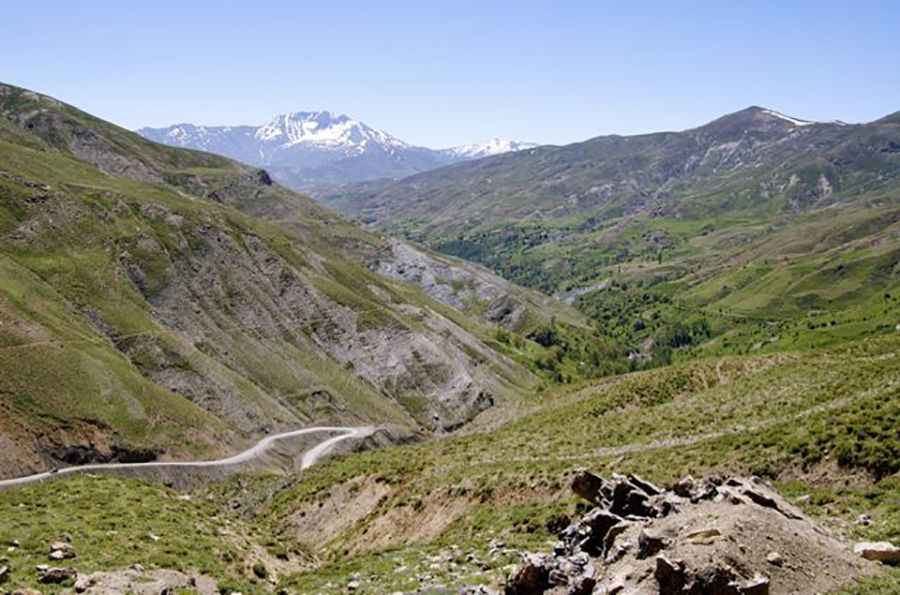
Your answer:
0;82;599;476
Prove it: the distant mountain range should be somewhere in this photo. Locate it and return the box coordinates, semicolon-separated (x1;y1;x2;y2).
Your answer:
440;138;539;160
137;112;536;190
323;106;894;236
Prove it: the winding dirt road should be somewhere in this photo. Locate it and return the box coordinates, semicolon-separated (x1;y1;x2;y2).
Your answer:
0;426;376;490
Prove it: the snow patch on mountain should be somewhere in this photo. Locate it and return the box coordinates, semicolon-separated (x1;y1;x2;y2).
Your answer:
760;109;848;127
761;109;815;127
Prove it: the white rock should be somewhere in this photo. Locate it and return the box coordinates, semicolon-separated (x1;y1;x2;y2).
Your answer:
49;542;75;559
74;574;96;592
50;541;75;560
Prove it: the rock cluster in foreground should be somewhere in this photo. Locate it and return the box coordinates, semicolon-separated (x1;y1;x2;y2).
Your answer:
2;561;218;595
504;473;882;595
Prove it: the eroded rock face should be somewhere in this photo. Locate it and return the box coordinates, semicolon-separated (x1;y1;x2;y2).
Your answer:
502;474;881;595
110;207;530;433
374;239;573;333
32;419;163;471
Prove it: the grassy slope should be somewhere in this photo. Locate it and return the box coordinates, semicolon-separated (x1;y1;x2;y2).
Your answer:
0;132;235;461
567;201;900;362
259;333;900;592
0;475;264;593
3;332;895;592
0;83;589;473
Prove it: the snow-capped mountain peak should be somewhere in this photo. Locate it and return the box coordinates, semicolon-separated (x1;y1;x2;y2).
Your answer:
443;138;539;160
254;111;409;152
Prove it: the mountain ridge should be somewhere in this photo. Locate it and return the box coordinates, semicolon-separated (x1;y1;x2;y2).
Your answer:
323;103;897;237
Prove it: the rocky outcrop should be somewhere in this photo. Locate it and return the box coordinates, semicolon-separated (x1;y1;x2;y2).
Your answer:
854;542;900;565
503;473;880;595
46;444;160;467
70;567;218;595
36;565;76;584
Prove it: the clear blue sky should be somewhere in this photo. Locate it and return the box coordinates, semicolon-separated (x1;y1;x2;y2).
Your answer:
2;1;898;147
